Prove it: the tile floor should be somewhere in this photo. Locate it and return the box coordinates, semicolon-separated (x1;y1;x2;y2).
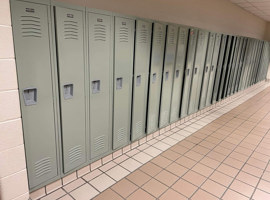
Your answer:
35;82;270;200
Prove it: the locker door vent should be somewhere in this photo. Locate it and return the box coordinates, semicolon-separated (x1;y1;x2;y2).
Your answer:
139;27;148;43
180;31;186;44
64;20;78;40
119;26;128;43
169;29;176;45
117;127;126;143
94;135;105;152
156;28;163;45
20;16;41;38
135;121;142;135
94;24;106;42
68;145;82;164
34;157;52;178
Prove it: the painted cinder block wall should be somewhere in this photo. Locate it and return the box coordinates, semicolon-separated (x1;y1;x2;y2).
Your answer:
0;0;269;200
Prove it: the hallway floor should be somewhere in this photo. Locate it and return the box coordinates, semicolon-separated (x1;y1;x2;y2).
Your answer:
38;83;270;200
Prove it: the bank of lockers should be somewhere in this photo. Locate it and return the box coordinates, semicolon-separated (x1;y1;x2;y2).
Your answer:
11;0;270;191
146;23;166;133
159;25;178;128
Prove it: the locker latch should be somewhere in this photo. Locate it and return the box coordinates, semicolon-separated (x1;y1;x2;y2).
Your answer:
165;71;169;81
211;65;214;71
136;75;141;86
63;84;73;99
116;78;123;90
205;66;208;73
175;70;179;78
23;88;37;106
194;67;198;74
92;80;100;94
152;73;157;83
186;69;190;76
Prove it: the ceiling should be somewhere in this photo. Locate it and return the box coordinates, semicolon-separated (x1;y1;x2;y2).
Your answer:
229;0;270;22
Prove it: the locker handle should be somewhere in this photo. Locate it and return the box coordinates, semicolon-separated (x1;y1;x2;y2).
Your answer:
92;80;100;94
186;69;190;76
116;78;123;90
152;73;157;83
136;75;141;86
194;67;197;74
165;71;169;81
205;66;208;73
63;84;73;99
211;65;214;71
175;70;179;78
23;88;37;106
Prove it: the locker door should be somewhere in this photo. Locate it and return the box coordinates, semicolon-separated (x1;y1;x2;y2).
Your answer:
206;33;222;107
188;30;209;114
55;7;86;173
170;26;189;123
223;36;236;98
217;36;232;101
88;12;113;159
239;39;251;91
212;35;227;104
146;23;166;133
180;28;198;118
227;37;240;95
199;33;216;109
234;38;247;93
113;17;135;149
159;25;178;128
11;1;59;188
131;20;152;141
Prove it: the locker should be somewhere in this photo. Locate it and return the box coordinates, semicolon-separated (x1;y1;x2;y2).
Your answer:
146;23;166;133
54;6;86;172
223;36;236;98
245;40;257;89
88;12;113;159
159;25;178;128
131;20;152;141
11;0;60;188
113;16;135;149
205;33;222;107
170;26;189;123
212;35;227;104
234;38;247;93
180;28;198;118
188;30;209;114
227;37;240;95
199;33;216;109
217;36;233;101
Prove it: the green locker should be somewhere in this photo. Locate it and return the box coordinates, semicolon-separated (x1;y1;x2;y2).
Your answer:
212;35;227;104
227;37;240;95
205;33;222;107
113;16;135;149
54;6;86;172
131;20;152;141
159;25;178;128
88;11;113;159
217;36;232;101
11;0;60;189
235;38;248;92
199;33;216;109
223;36;236;98
180;28;198;118
170;26;189;123
146;22;166;133
188;30;209;114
